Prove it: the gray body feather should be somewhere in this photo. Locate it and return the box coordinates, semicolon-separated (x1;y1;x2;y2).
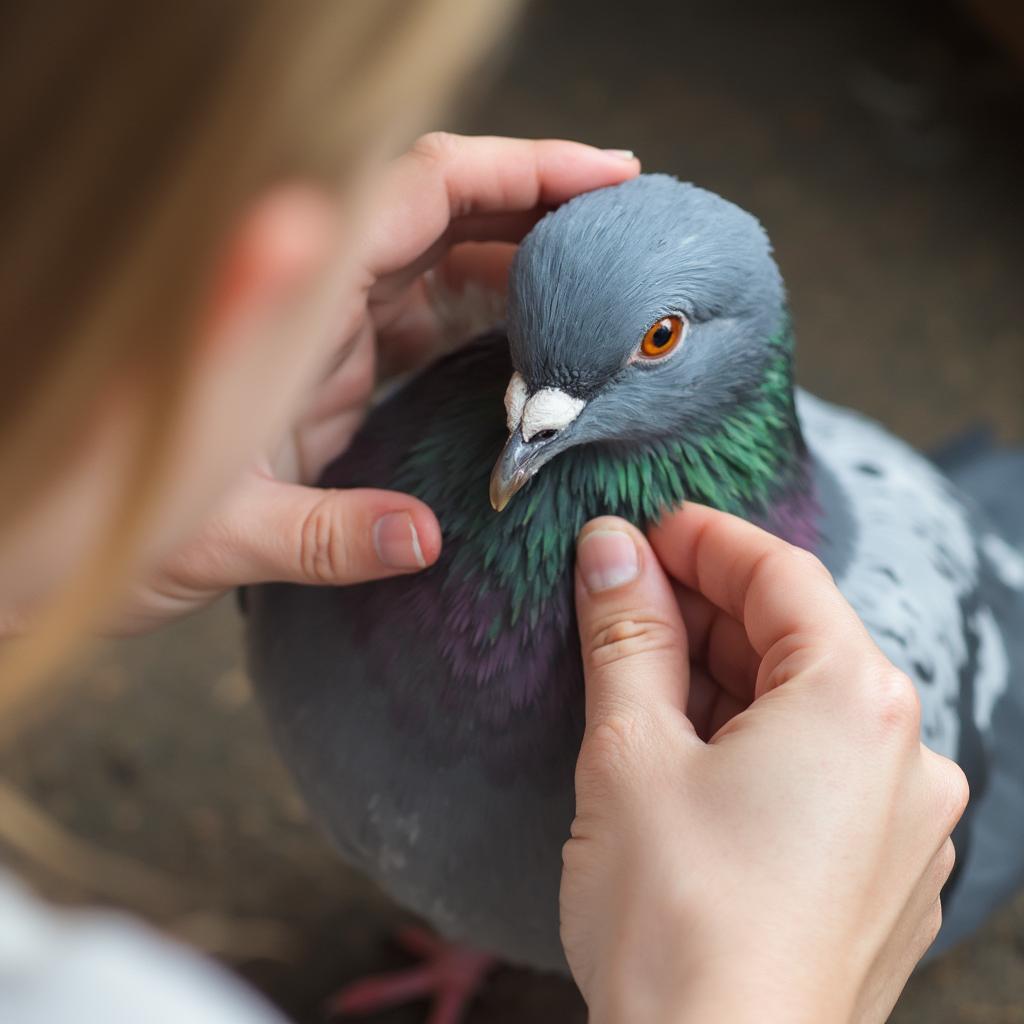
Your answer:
246;176;1024;972
247;391;1024;971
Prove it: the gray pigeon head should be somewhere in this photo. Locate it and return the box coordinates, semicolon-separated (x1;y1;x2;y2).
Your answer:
490;174;789;510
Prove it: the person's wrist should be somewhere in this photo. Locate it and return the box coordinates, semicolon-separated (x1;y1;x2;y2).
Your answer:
590;933;857;1024
593;971;851;1024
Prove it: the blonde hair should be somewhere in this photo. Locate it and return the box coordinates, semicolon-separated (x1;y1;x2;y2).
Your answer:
0;0;514;711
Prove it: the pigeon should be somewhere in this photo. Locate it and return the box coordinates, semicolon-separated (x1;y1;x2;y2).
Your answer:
246;174;1024;1007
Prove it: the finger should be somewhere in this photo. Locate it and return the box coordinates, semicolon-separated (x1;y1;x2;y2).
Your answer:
366;133;639;283
222;477;442;587
706;687;749;740
933;838;957;891
445;210;549;248
302;320;376;426
649;503;869;658
672;585;716;656
674;585;760;703
289;328;377;480
436;240;518;295
686;664;719;741
375;242;514;378
375;212;548;302
575;517;692;728
289;408;368;485
920;746;971;835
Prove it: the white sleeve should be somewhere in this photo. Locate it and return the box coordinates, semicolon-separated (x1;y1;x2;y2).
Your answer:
0;873;289;1024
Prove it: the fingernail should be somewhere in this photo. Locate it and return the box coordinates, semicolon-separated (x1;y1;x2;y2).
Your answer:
577;529;639;592
373;512;426;570
603;148;635;161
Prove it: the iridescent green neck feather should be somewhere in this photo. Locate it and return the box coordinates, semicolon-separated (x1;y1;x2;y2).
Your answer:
391;322;811;635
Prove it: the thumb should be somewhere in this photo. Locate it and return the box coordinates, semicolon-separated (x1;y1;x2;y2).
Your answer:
575;517;691;726
229;478;442;587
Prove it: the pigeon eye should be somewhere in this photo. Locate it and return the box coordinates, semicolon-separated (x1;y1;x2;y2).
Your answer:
639;315;685;359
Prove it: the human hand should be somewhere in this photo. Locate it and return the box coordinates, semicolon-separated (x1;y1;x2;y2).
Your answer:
117;135;640;631
560;506;968;1024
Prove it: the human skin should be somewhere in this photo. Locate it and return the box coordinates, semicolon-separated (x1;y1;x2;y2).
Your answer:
2;129;965;1020
118;136;643;630
563;506;968;1024
0;134;640;632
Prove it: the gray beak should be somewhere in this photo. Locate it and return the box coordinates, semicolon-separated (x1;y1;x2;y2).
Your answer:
489;427;559;512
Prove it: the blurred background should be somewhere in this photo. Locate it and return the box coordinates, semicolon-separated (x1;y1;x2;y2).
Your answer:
2;0;1022;1021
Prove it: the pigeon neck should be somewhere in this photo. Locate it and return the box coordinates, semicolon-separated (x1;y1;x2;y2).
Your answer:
474;319;817;633
565;316;816;546
448;332;817;687
374;328;816;695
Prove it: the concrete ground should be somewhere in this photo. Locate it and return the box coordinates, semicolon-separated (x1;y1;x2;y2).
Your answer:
2;0;1023;1021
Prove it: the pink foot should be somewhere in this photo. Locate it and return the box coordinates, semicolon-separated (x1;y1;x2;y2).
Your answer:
326;926;496;1024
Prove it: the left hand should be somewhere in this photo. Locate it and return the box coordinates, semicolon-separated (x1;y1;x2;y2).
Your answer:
118;134;640;631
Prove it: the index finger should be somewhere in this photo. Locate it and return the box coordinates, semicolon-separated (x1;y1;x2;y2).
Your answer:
648;504;870;658
366;133;640;279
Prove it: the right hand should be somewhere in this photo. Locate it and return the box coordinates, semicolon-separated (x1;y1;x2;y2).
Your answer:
561;505;969;1024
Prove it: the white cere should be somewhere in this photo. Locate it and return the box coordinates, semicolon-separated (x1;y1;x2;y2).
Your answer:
503;374;586;442
521;388;586;442
504;372;528;432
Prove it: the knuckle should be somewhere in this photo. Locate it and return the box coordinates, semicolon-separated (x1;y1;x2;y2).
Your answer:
576;715;645;794
586;612;680;672
410;130;459;165
758;633;817;693
936;838;957;884
561;836;580;872
297;491;349;583
926;899;943;943
788;547;834;583
584;714;639;764
561;832;596;875
938;761;970;826
870;668;921;739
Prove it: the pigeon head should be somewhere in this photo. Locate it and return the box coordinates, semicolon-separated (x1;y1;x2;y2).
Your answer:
490;174;789;511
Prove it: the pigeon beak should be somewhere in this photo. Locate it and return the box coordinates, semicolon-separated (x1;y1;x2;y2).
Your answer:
489;427;557;512
492;381;587;510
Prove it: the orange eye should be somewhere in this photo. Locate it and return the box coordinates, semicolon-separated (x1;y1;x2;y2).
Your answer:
639;315;685;359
